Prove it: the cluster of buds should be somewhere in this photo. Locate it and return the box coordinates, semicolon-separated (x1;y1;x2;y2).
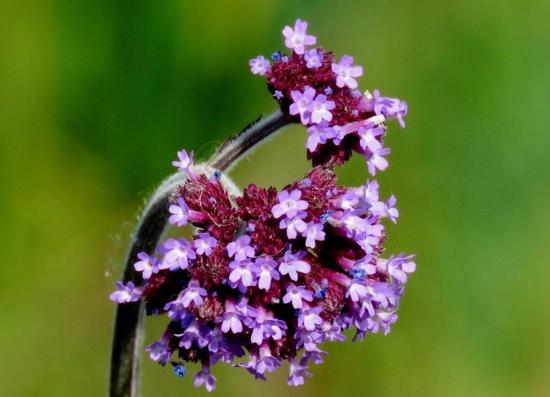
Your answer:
110;19;415;392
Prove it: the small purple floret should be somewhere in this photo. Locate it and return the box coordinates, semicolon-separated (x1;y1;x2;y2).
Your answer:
282;19;316;55
332;55;363;89
304;48;323;69
272;189;309;219
133;252;158;280
109;281;142;303
194;233;218;256
227;235;255;261
289;86;316;124
158;238;196;271
249;55;271;76
168;198;189;227
278;250;311;281
172;149;194;171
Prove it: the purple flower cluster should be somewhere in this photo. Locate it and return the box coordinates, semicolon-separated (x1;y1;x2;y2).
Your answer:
110;19;415;392
250;19;408;170
111;163;415;390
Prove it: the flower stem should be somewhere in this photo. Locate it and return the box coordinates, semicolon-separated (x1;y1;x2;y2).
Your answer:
209;109;291;172
109;108;291;397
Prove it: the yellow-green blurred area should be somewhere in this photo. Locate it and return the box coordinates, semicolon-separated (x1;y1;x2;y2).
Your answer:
1;0;549;396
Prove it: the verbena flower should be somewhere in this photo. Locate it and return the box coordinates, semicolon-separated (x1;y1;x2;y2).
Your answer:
251;19;408;171
110;18;415;392
111;163;415;390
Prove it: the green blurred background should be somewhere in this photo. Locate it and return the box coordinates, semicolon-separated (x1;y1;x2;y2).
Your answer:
1;1;549;396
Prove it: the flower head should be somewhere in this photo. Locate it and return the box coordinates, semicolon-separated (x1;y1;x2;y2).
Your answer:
251;19;407;169
112;164;414;390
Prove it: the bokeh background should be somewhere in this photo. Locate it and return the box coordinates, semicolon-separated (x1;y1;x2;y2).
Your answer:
1;1;549;396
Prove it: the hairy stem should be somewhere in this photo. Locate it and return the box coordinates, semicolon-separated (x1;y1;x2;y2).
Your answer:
209;109;290;172
109;108;291;397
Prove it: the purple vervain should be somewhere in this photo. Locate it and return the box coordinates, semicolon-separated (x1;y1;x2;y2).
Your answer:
110;18;415;393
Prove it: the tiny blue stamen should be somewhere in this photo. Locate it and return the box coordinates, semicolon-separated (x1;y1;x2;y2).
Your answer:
350;268;367;280
214;170;222;179
173;364;186;378
271;50;283;61
320;212;332;223
315;288;327;300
